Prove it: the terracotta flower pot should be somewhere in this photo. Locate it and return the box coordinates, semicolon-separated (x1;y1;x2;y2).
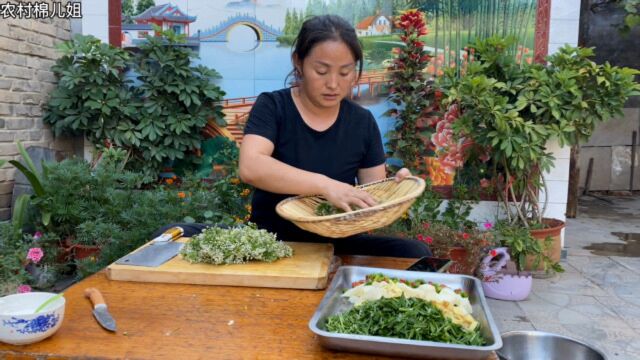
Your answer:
525;218;565;271
432;185;454;199
57;236;101;261
447;247;475;275
72;245;101;260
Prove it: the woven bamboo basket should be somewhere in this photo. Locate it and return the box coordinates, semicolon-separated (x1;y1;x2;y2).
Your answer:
275;176;425;238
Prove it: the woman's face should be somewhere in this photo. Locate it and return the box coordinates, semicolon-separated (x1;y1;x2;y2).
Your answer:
295;40;357;109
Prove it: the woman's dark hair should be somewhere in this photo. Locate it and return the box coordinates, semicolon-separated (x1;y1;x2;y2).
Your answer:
287;15;363;85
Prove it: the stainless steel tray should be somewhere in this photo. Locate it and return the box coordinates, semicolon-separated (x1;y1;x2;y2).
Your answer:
309;266;502;359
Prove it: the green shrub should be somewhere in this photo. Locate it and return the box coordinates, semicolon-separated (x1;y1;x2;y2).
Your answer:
44;30;226;177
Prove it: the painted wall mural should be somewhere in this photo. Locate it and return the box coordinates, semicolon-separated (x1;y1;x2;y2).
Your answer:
122;0;539;186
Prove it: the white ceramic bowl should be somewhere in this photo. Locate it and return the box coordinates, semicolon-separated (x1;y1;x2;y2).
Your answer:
0;292;65;345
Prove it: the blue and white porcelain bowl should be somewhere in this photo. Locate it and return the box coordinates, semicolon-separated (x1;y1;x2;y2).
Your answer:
0;292;65;345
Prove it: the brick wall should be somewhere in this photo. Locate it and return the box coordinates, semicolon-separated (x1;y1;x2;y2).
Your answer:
0;1;77;220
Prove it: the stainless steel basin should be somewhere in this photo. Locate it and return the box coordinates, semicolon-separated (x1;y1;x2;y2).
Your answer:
498;331;606;360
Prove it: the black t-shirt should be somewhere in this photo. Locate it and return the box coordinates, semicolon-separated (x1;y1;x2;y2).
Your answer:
243;88;385;242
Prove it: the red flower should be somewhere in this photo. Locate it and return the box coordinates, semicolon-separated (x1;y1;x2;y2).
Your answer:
417;234;424;242
462;233;470;240
425;236;434;245
490;249;498;257
422;223;430;230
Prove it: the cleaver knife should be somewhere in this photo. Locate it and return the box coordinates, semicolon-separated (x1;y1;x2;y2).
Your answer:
115;226;184;267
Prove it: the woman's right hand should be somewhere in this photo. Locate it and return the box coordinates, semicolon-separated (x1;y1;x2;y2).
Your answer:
321;179;378;213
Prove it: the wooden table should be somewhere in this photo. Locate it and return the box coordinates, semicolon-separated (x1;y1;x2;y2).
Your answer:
0;256;497;360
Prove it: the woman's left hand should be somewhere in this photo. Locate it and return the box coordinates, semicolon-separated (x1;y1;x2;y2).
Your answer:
394;168;412;182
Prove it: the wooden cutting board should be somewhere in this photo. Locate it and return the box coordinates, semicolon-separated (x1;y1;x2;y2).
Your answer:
106;239;334;290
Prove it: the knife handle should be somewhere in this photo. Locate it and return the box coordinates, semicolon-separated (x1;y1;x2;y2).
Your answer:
84;287;107;308
152;226;184;243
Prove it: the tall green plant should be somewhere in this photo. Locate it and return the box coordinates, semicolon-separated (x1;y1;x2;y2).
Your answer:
44;31;226;177
386;9;435;175
620;0;640;33
442;37;640;227
131;26;225;174
522;45;640;146
44;35;136;147
1;141;51;230
493;221;563;273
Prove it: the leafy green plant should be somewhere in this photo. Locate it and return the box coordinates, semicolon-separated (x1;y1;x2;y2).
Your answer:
0;222;31;295
1;141;51;230
131;26;225;174
35;159;147;240
2;145;258;287
43;30;226;178
379;181;476;237
524;45;640;146
376;182;442;238
619;0;640;33
0;226;65;296
420;222;498;275
44;35;136;150
75;221;121;246
180;224;293;265
439;186;477;230
442;36;640;227
385;9;437;175
493;221;563;273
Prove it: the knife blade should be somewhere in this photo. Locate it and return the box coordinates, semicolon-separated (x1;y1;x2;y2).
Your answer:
85;287;117;332
114;226;185;267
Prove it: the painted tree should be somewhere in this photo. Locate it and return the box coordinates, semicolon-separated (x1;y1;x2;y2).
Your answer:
122;0;135;22
135;0;155;15
291;9;301;35
284;9;292;35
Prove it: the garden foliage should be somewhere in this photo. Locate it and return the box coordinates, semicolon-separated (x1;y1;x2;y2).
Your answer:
44;30;225;177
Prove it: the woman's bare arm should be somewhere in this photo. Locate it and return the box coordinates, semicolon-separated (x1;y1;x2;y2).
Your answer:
239;134;377;212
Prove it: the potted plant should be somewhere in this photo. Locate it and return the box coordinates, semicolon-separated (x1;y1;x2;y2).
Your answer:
479;219;569;300
71;220;122;260
419;222;498;275
441;36;639;269
385;9;438;177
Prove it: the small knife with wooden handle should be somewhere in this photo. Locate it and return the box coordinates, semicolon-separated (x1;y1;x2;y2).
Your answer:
85;287;117;332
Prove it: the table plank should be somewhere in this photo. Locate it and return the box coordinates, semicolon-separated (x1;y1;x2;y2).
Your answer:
0;256;495;360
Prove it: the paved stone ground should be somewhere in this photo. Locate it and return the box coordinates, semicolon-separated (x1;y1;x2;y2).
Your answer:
487;195;640;360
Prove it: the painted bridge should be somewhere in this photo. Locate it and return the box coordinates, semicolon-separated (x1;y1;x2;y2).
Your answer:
199;14;282;42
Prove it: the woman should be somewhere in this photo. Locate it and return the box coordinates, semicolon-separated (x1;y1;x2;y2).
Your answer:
239;15;430;258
